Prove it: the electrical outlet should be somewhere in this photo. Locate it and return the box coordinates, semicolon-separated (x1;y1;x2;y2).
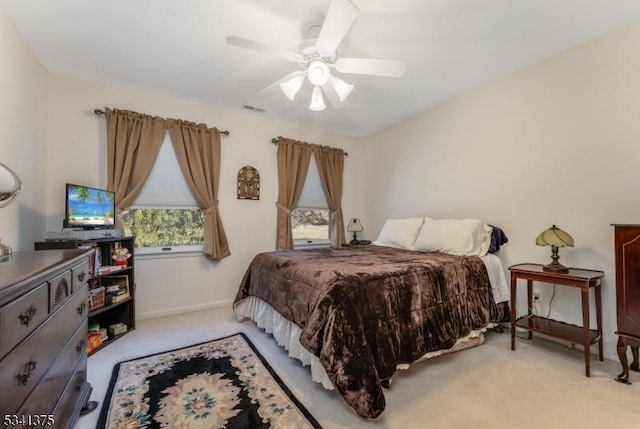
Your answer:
533;284;541;301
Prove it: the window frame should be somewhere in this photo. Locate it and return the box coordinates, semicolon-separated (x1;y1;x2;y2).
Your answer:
122;205;205;255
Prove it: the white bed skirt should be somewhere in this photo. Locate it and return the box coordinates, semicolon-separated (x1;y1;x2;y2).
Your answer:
235;296;490;390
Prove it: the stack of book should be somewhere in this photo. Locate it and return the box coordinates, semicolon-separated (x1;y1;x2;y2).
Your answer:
79;244;102;276
102;275;130;304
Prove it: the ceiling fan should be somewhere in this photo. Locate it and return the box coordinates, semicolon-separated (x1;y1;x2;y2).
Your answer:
226;0;406;111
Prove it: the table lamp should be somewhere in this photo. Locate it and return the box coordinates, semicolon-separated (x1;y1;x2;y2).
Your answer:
536;225;574;273
347;218;364;245
0;161;22;262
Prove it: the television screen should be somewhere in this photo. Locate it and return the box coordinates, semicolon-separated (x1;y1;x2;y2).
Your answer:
65;184;115;229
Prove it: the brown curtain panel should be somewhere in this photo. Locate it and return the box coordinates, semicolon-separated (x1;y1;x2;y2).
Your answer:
276;137;313;250
105;108;167;229
168;119;230;260
313;144;346;248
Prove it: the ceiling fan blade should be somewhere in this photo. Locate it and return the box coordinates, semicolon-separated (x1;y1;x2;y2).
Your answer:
257;70;306;96
226;35;302;63
315;0;359;55
335;58;407;77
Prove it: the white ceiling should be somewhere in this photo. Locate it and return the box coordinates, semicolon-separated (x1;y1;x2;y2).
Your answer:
3;0;640;137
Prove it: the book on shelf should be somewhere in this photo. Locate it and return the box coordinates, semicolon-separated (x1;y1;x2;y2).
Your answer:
97;265;123;275
102;275;130;305
101;274;128;289
108;292;131;304
85;245;102;276
86;252;95;277
83;246;100;276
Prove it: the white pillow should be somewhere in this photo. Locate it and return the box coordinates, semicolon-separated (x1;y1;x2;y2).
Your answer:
413;218;492;256
373;217;424;250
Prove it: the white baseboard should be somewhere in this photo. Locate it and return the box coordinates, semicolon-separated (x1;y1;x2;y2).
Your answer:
137;299;234;321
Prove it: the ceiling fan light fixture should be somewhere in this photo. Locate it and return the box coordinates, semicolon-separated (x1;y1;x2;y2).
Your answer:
280;75;304;100
309;86;326;111
308;60;331;87
330;76;354;102
227;0;408;113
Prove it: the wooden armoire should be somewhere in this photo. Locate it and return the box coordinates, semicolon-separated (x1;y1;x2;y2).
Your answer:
612;224;640;384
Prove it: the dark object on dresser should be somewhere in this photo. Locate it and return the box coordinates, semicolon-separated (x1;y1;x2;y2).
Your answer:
612;224;640;384
0;249;96;426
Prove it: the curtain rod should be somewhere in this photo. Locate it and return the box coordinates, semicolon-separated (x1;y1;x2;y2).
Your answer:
270;138;348;156
94;109;230;136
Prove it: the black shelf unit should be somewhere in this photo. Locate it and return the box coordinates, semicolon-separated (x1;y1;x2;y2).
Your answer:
35;236;136;355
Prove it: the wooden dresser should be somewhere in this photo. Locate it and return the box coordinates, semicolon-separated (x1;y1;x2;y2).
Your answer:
612;224;640;384
0;250;93;428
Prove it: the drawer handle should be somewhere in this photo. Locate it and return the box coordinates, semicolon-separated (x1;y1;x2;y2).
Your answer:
77;339;86;352
18;305;38;326
77;271;87;283
77;302;86;315
16;359;37;386
76;376;85;391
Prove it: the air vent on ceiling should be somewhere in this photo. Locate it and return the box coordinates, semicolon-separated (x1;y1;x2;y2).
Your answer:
241;104;266;114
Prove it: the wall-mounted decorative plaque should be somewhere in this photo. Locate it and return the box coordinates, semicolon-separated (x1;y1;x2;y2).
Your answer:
237;166;260;200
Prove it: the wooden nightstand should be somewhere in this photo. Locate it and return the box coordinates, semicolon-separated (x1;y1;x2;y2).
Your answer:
509;263;604;377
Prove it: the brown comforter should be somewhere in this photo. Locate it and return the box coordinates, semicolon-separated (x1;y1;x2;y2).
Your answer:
234;245;508;418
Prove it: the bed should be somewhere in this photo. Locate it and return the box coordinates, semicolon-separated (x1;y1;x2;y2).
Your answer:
233;220;510;418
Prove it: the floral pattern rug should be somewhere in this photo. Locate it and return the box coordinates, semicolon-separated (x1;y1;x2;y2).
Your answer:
97;333;322;428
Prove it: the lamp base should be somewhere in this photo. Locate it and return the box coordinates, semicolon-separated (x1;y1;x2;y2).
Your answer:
350;239;361;245
542;262;569;273
543;245;569;273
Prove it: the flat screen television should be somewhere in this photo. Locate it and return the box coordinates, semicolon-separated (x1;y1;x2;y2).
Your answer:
64;184;116;230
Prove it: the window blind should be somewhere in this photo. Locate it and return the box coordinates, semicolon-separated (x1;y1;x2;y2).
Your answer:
297;154;328;209
131;135;197;207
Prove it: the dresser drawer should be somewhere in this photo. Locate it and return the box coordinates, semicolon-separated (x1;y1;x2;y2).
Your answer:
50;358;88;429
8;358;88;429
49;270;73;313
0;282;49;360
0;286;88;413
71;259;90;293
17;321;87;418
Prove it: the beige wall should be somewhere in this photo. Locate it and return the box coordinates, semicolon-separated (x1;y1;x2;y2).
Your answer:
46;75;365;319
0;9;48;250
363;21;640;360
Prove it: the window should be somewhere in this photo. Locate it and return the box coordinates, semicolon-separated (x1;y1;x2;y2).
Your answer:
292;155;330;247
121;135;204;254
122;208;203;249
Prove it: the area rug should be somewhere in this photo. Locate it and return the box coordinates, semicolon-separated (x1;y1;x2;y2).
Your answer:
97;332;322;428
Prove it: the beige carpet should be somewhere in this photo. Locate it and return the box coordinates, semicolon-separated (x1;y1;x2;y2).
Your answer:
76;307;639;429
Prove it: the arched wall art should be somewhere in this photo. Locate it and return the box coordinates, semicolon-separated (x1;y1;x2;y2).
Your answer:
237;166;260;200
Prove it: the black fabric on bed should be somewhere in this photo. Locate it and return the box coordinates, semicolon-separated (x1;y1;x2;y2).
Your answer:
488;225;509;253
